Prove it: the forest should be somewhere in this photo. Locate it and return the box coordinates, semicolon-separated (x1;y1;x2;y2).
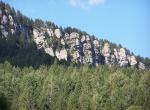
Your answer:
0;61;150;110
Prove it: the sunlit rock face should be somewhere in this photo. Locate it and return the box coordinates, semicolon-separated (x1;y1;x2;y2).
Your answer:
114;49;119;60
55;49;68;61
33;29;45;49
81;35;86;43
45;47;55;57
93;40;100;47
72;50;80;63
128;55;137;66
0;2;148;70
1;15;7;24
54;29;61;38
47;28;54;37
61;38;65;45
102;43;111;64
8;15;14;25
118;48;128;67
70;32;79;39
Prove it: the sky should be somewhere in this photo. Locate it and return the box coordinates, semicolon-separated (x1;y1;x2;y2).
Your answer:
3;0;150;58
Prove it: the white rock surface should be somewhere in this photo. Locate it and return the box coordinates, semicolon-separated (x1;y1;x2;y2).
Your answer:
75;38;80;45
83;42;91;50
119;48;126;61
129;56;137;66
33;29;39;38
81;35;86;42
54;29;61;38
47;28;54;37
61;39;65;45
1;15;7;24
8;15;14;25
55;49;68;61
72;51;80;62
83;50;93;64
114;48;119;60
93;40;100;47
102;43;111;57
118;48;128;66
102;43;111;65
33;28;45;49
11;29;15;34
45;47;55;56
65;33;70;39
70;32;79;39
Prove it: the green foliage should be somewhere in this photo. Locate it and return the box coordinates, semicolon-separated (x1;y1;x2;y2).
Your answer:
0;62;150;110
34;19;45;28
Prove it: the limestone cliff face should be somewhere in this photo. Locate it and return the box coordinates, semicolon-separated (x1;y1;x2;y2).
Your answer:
0;3;147;69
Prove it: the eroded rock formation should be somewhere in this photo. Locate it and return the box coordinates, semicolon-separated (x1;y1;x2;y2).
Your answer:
0;2;148;69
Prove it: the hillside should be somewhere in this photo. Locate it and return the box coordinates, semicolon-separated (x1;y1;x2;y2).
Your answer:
0;2;150;110
0;62;150;110
0;1;150;69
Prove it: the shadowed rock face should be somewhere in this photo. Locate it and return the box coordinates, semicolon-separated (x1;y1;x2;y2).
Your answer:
0;2;147;69
138;62;145;70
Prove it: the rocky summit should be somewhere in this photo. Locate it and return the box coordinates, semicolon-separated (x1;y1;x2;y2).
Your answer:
0;2;148;69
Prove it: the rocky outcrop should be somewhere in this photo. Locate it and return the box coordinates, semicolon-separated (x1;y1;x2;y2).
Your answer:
128;55;137;66
45;47;55;56
47;28;54;37
118;48;129;67
138;62;145;70
55;49;68;61
102;43;111;65
0;2;148;70
33;28;45;49
54;29;61;38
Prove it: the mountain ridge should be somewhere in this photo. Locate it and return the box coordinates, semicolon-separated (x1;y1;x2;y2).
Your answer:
0;1;150;69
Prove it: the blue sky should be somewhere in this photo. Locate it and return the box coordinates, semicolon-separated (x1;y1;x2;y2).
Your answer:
4;0;150;58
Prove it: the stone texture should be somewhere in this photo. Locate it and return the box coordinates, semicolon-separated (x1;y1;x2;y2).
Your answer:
54;29;61;38
1;15;7;24
55;49;68;61
0;4;148;70
114;48;119;60
102;43;111;64
138;62;145;70
61;38;65;45
45;47;55;56
33;29;45;49
93;40;100;47
70;32;79;39
86;35;90;41
8;15;14;25
11;29;15;34
47;28;54;37
129;55;137;66
118;48;128;67
72;51;80;63
81;35;86;42
2;30;8;37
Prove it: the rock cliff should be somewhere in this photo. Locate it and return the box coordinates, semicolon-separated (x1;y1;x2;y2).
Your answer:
0;2;149;69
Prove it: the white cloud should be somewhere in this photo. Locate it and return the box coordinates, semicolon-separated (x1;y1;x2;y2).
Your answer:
70;0;79;6
88;0;105;6
69;0;105;9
